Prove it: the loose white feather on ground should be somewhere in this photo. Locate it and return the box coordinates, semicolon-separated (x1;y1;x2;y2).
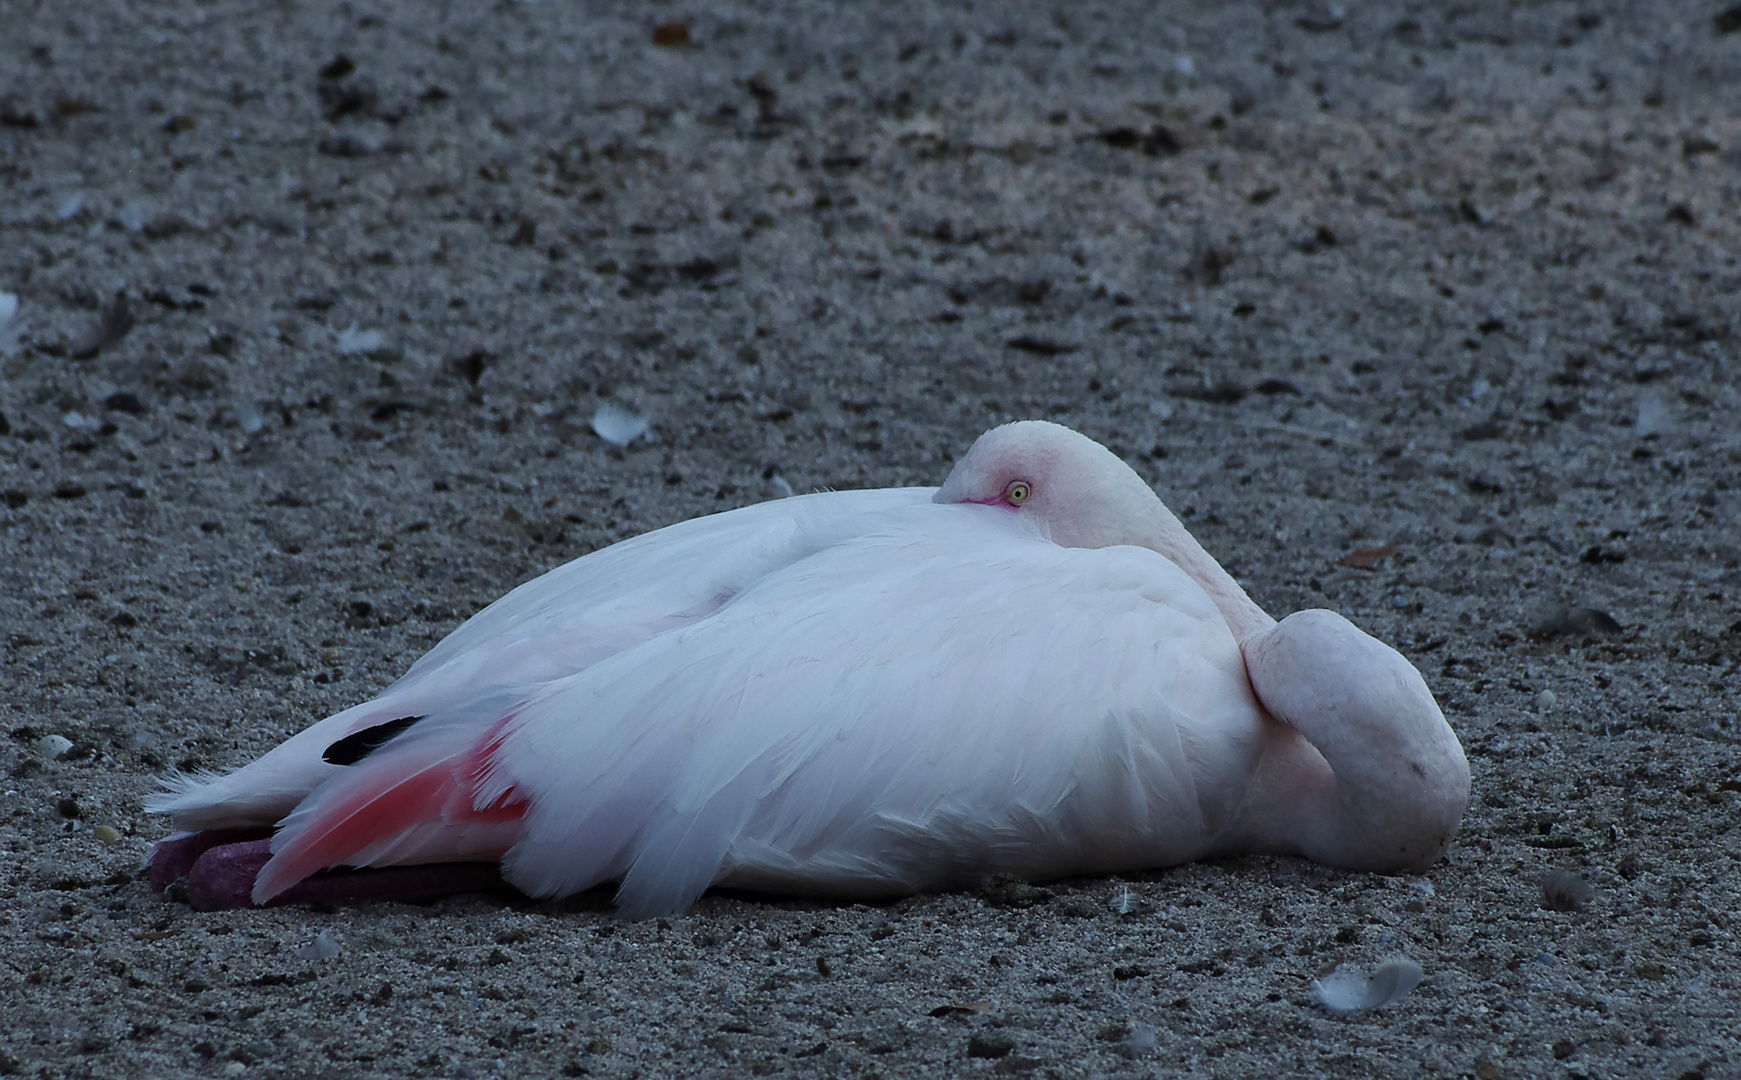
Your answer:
1313;956;1425;1014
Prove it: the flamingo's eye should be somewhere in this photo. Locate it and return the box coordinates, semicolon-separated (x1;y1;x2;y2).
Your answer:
1004;481;1030;505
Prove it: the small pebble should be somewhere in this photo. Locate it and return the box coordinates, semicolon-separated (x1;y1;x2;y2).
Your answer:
1634;393;1671;437
1534;689;1557;711
34;734;73;759
966;1034;1014;1059
93;825;121;845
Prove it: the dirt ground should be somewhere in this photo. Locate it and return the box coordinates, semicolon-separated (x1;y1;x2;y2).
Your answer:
2;0;1738;1077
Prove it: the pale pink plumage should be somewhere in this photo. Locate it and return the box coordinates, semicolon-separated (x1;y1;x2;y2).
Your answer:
148;421;1470;917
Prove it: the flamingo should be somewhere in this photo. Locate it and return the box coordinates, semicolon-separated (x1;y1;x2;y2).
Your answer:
147;421;1469;917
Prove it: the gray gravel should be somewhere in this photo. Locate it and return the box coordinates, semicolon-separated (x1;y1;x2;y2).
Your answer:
3;1;1738;1077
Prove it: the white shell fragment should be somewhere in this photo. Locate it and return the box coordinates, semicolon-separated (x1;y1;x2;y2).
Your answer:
1634;392;1672;437
1313;956;1424;1014
0;292;25;355
335;324;387;356
591;403;650;447
35;734;74;759
1534;689;1557;711
294;928;342;961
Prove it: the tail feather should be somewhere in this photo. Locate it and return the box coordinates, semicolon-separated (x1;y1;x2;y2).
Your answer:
252;718;527;904
146;700;432;831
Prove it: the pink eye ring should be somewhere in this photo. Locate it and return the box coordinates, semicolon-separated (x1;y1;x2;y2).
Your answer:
1003;481;1031;504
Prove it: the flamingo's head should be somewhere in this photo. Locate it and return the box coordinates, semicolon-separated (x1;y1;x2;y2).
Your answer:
933;420;1163;549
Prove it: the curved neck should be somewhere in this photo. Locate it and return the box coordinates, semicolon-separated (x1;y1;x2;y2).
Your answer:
1137;499;1276;643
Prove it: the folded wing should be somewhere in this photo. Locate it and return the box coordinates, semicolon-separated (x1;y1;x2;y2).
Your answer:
479;506;1270;916
148;488;931;832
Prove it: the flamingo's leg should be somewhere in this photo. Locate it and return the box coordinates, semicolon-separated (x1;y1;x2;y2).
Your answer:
154;833;512;910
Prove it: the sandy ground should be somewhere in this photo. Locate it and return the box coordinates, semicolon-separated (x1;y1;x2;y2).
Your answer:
2;0;1739;1076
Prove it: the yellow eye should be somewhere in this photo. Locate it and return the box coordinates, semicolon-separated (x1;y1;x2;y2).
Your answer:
1004;481;1030;504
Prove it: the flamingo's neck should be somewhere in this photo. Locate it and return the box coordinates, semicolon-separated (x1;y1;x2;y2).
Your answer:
1136;499;1276;643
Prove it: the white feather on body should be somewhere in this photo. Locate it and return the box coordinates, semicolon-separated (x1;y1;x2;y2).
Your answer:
152;493;1273;916
146;487;927;830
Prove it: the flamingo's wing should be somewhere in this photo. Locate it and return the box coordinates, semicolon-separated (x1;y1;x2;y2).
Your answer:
148;488;931;831
475;506;1269;916
397;487;934;688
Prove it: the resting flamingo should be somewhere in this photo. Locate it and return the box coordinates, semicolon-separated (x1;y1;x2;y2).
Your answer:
148;420;1470;917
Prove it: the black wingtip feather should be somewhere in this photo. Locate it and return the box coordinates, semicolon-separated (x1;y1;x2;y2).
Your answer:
322;716;425;766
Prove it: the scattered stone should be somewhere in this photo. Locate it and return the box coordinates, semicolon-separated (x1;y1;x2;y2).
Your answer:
318;134;373;158
1534;689;1557;712
35;734;73;759
93;825;121;845
68;293;135;360
1094;124;1180;156
1296;4;1346;32
317;66;378;120
318;54;356;80
1184;245;1234;286
449;348;491;385
1005;335;1079;355
977;874;1051;908
652;22;690;47
1171;381;1246;404
142;213;195;239
1530;607;1621;640
929;1000;991;1017
967;1034;1015;1059
1338;544;1399;570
